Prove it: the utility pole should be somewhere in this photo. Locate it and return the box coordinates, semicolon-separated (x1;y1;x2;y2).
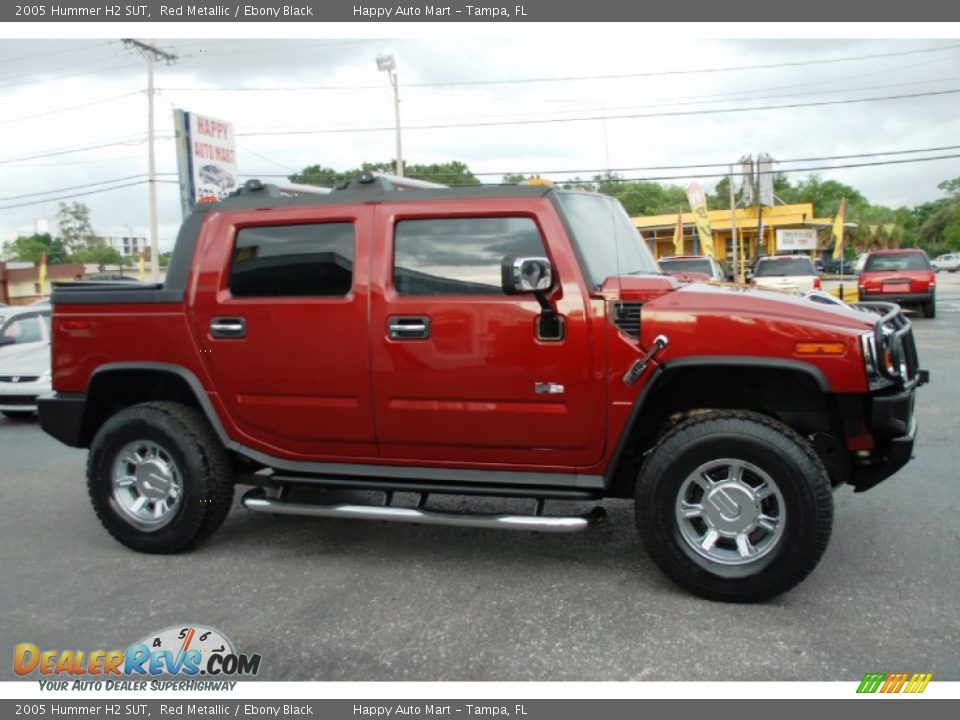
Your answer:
123;39;177;282
729;165;742;283
376;54;403;177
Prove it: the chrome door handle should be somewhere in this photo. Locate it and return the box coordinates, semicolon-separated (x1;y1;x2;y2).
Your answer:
388;316;430;340
210;317;246;339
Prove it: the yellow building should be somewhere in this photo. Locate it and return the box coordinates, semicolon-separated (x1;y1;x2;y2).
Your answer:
632;203;839;265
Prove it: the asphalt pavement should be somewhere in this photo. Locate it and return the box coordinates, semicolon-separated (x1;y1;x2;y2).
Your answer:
1;276;959;681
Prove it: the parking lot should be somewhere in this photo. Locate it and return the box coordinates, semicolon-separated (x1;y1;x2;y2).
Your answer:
1;275;959;682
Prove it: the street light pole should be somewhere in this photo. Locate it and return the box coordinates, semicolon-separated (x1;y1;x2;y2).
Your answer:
122;39;177;282
377;54;403;177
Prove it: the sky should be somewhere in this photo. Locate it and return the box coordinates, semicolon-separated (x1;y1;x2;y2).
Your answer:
1;31;959;250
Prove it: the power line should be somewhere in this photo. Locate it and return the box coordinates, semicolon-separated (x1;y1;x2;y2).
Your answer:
0;91;141;126
232;87;960;138
0;179;178;211
250;144;960;180
10;142;955;203
591;153;960;184
0;59;135;91
159;42;960;92
0;40;113;65
4;152;956;211
0;135;150;165
0;180;148;210
0;174;148;202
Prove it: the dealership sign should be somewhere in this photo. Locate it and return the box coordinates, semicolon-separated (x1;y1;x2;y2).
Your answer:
775;228;818;252
174;109;238;215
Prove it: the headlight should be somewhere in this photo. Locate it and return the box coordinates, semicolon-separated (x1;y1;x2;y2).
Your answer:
862;322;907;389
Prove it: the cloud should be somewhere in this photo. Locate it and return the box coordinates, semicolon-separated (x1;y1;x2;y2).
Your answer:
1;37;958;248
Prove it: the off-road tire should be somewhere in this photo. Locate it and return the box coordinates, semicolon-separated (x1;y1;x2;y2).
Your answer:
88;401;234;553
636;410;833;603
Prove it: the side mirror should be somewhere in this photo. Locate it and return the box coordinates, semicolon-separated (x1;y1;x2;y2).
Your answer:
501;256;553;294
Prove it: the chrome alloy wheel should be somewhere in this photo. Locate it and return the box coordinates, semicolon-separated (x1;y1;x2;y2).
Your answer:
110;440;183;531
675;459;786;566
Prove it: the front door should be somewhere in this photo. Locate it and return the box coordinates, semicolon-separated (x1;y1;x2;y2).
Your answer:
369;199;605;469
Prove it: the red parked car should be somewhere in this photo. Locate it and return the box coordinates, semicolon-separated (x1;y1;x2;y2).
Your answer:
858;249;936;318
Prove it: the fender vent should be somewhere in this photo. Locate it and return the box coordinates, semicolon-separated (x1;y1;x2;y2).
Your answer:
612;302;642;338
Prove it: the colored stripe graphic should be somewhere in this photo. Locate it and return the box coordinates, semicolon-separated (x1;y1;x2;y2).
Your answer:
857;673;886;693
857;672;932;693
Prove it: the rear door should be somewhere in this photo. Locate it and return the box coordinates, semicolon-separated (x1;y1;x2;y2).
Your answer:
368;198;605;469
190;206;376;459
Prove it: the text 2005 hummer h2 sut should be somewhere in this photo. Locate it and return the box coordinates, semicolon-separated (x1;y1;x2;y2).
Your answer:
39;176;927;602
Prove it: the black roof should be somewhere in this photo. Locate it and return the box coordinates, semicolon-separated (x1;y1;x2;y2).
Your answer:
197;178;554;215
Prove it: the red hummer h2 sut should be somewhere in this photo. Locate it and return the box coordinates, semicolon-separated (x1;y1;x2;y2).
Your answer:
38;175;928;602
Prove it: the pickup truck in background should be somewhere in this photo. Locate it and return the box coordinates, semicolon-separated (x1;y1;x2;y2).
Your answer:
39;175;927;602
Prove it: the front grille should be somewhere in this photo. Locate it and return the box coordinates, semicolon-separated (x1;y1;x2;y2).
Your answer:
0;395;37;406
0;376;40;383
612;302;642;338
901;323;919;382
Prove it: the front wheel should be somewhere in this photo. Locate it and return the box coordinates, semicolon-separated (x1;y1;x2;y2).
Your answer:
636;410;833;602
88;401;234;553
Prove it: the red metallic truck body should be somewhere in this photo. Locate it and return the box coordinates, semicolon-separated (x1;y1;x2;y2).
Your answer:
38;180;926;601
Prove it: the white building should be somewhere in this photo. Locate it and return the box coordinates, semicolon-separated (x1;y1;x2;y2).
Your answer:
100;230;149;258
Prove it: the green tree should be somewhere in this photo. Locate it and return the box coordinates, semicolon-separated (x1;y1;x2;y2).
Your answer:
937;176;960;201
56;202;99;255
71;246;122;272
291;160;481;188
788;176;868;218
1;233;58;263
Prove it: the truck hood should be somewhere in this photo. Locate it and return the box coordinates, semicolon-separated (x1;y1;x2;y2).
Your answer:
604;276;875;332
0;341;51;375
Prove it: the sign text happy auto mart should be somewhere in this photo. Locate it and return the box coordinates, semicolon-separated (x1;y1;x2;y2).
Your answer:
5;0;957;22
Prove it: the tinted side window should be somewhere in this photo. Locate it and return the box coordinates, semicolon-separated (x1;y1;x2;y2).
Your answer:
394;217;546;295
230;223;354;297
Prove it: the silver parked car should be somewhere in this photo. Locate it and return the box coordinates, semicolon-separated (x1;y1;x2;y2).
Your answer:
0;308;52;419
932;253;960;273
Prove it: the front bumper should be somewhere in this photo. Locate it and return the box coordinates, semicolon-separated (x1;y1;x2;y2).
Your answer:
0;379;51;413
850;379;924;493
858;290;933;306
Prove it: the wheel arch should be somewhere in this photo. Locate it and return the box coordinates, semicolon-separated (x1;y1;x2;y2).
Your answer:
78;363;230;449
606;358;840;497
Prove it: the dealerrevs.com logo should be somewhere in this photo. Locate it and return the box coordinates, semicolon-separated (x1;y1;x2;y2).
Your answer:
14;625;261;689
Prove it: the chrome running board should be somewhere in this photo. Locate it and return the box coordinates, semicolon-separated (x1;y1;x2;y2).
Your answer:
242;489;604;533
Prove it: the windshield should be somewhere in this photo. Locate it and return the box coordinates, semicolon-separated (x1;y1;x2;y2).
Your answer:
659;258;712;275
864;252;930;272
754;257;815;277
0;313;49;346
554;191;659;287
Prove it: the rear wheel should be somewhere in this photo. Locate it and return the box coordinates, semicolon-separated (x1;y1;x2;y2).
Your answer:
636;410;833;602
88;401;234;553
923;300;936;319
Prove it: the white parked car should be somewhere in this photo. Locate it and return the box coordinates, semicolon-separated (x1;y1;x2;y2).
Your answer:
932;253;960;273
0;308;52;419
750;255;820;294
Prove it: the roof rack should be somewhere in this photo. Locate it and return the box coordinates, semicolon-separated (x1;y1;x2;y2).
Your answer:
234;171;448;199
